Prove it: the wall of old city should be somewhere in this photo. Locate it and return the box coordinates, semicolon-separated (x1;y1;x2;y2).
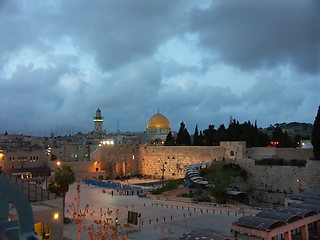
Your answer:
137;145;227;179
235;158;320;205
246;147;313;160
93;142;246;179
47;160;104;178
96;144;139;178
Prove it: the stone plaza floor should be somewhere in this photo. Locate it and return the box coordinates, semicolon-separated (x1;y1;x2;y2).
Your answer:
64;182;244;240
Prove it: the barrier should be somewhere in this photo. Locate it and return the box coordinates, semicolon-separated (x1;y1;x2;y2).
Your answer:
83;179;122;190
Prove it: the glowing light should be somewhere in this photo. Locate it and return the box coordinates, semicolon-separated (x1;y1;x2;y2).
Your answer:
94;161;97;166
296;179;300;182
54;213;59;219
57;161;61;166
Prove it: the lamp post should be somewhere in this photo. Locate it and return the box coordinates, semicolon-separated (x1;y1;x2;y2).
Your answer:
296;179;301;193
113;161;116;179
124;160;128;183
161;164;165;187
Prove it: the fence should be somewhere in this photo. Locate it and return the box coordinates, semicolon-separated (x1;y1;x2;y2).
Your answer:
0;172;56;202
83;178;122;189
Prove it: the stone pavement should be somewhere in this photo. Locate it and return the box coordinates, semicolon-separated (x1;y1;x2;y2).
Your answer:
64;182;250;240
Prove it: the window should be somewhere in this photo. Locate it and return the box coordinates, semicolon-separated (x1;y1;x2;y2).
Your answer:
230;151;234;156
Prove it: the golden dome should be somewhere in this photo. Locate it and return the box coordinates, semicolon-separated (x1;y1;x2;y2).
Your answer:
147;113;171;129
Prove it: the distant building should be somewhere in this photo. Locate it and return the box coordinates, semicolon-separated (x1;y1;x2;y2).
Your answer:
231;189;320;240
93;108;104;133
144;111;171;144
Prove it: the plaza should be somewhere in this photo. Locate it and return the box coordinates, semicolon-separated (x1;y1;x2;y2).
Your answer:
64;181;246;240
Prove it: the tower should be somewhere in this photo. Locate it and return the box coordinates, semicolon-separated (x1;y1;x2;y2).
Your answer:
93;108;104;133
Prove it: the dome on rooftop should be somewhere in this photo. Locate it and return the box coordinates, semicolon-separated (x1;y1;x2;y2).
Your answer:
147;113;171;129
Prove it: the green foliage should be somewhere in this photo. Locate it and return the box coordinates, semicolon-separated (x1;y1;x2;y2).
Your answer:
193;124;201;146
53;164;76;195
255;158;306;167
151;179;185;195
196;119;270;147
165;131;175;146
272;127;293;147
176;122;191;146
201;163;247;203
312;105;320;160
50;164;76;219
289;159;307;166
180;193;193;198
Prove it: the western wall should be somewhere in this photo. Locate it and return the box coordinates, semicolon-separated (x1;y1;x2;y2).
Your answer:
90;142;320;205
95;141;246;179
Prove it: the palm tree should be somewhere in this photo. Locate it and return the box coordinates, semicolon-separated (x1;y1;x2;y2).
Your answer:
52;164;76;221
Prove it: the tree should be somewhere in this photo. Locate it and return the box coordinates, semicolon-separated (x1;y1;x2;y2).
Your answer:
176;122;191;145
165;131;174;146
312;105;320;160
68;182;130;240
50;164;76;221
193;124;200;146
203;125;216;145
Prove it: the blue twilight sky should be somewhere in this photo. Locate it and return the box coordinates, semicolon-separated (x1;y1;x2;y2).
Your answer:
0;0;319;136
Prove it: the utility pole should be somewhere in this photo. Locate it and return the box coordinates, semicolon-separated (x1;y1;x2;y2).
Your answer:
161;164;165;187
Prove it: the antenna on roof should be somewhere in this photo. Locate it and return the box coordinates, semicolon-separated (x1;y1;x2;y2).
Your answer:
117;120;120;133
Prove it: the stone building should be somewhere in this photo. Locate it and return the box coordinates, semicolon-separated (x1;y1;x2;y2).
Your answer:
144;111;171;144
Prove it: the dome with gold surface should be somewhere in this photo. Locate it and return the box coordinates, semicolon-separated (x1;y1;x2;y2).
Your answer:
146;112;171;134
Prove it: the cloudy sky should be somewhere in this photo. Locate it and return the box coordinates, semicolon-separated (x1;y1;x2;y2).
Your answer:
0;0;319;136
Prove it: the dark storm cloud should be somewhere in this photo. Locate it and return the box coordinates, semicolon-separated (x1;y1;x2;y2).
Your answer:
0;0;190;71
190;0;320;74
0;0;319;135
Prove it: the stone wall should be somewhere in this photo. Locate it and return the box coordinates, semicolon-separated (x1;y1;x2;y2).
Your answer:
47;160;105;179
138;145;226;179
93;142;246;179
247;147;313;160
94;144;139;178
235;158;320;205
33;198;63;240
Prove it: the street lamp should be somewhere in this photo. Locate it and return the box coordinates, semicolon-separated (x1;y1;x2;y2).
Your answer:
161;163;166;187
296;179;301;193
124;160;128;183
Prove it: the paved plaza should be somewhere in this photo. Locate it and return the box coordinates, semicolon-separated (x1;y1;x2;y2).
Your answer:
64;182;243;240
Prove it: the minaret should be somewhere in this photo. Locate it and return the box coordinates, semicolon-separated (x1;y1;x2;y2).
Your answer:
93;108;104;133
